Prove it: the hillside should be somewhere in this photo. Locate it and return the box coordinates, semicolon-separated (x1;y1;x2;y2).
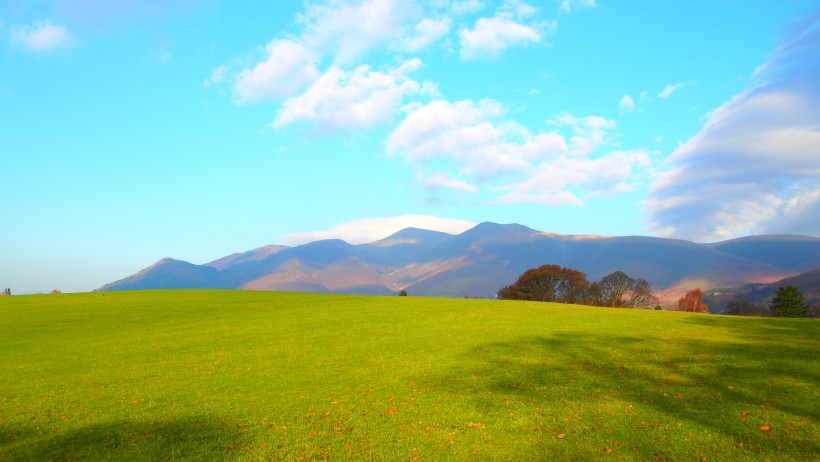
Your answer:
704;267;820;313
1;290;817;460
97;222;820;298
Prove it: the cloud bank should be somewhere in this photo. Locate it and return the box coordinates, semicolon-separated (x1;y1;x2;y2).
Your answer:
646;13;820;241
388;100;650;205
282;214;477;245
214;0;562;124
213;1;645;208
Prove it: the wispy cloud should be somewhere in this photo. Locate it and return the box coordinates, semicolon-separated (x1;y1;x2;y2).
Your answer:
645;13;820;241
559;0;596;14
282;214;477;245
619;94;635;113
658;81;689;99
458;2;551;60
393;17;452;52
203;65;229;88
296;0;422;65
422;173;479;193
9;20;73;52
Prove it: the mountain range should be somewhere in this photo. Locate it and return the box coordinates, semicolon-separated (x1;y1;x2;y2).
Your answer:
96;222;820;300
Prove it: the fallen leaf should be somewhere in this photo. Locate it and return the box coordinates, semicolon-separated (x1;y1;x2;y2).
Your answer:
557;434;566;439
759;425;771;431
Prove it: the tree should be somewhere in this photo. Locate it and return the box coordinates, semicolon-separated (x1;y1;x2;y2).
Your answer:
628;278;659;309
499;266;658;309
398;289;408;296
595;271;658;308
597;271;632;307
498;265;589;303
769;286;808;318
678;289;708;313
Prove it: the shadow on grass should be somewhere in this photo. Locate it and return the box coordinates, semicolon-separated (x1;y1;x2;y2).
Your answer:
423;315;819;459
0;415;271;462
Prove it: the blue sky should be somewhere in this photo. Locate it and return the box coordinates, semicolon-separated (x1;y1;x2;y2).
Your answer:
1;0;819;293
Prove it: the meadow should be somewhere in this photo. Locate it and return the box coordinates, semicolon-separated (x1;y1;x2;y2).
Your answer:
0;290;817;461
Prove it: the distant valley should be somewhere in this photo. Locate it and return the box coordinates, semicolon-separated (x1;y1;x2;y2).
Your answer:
97;222;820;300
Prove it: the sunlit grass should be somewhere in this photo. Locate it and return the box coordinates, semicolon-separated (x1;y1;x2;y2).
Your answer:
1;290;817;460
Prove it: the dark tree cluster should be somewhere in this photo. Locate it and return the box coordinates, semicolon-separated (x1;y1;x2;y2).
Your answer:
769;285;809;318
498;265;658;308
724;296;770;317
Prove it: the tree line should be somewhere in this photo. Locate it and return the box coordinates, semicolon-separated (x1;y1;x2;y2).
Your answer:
497;265;658;309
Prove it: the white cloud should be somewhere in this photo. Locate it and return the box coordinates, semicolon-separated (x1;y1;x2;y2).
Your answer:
458;3;550;60
450;0;484;15
274;59;435;131
298;0;422;64
422;173;479;193
550;113;616;156
203;65;229;88
282;215;477;245
222;1;450;116
495;150;650;206
233;39;319;104
389;99;644;205
619;94;635;113
394;17;452;52
388;99;533;177
9;20;73;52
559;0;596;13
501;0;538;18
646;14;820;241
658;81;688;99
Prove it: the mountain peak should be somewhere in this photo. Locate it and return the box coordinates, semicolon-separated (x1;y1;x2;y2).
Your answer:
461;222;537;239
390;227;451;238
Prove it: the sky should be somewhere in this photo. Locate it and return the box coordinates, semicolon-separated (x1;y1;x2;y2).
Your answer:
1;0;819;294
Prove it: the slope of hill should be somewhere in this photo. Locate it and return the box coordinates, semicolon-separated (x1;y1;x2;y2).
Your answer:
4;291;818;460
96;258;234;291
704;267;820;313
205;245;289;270
708;235;820;273
96;222;820;298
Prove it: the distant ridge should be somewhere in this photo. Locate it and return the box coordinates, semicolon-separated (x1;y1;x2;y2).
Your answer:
97;223;820;299
704;267;820;312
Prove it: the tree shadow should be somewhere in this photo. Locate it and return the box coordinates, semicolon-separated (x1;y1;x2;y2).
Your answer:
422;317;819;459
0;415;265;461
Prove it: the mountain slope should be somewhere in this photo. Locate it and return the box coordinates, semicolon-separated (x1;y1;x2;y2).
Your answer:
96;258;233;291
704;267;820;312
708;235;820;272
97;223;820;298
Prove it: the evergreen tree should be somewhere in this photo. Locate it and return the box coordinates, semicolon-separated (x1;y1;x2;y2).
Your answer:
769;286;808;318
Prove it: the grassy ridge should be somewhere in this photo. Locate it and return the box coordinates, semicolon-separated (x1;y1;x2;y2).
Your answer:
0;290;817;461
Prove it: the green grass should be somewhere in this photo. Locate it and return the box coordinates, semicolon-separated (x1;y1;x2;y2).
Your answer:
0;290;817;461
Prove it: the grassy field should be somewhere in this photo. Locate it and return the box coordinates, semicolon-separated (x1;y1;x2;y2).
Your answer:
0;290;817;461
